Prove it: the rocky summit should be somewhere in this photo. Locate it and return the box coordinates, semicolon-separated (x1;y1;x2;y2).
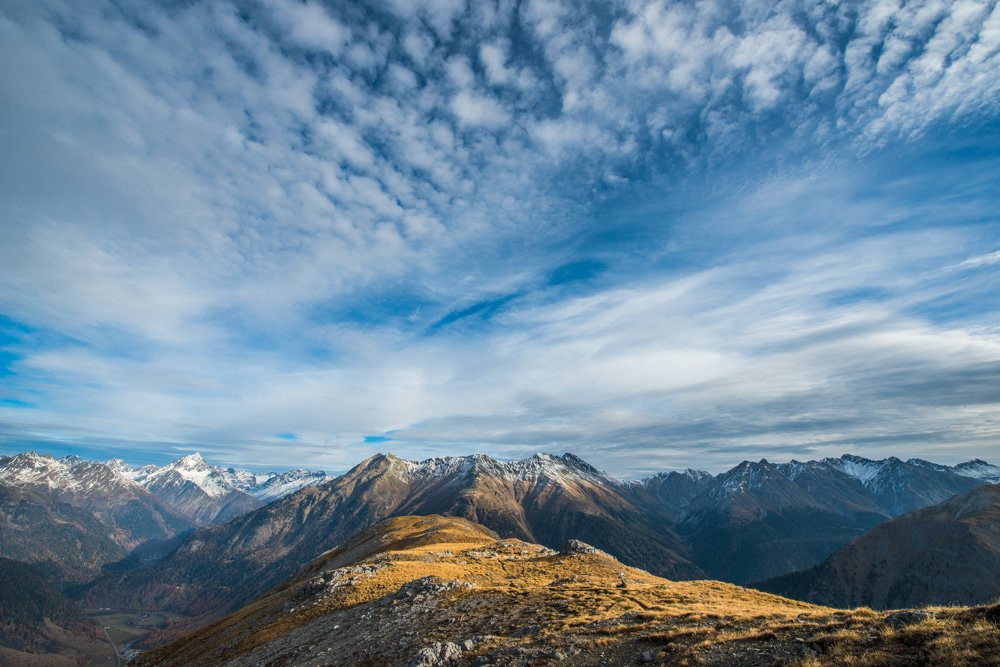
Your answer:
136;514;1000;667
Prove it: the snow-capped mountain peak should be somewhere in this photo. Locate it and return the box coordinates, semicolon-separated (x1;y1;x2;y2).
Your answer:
250;469;328;503
98;453;326;503
174;452;209;470
104;458;134;476
146;453;232;498
378;452;615;486
0;451;149;499
953;459;1000;483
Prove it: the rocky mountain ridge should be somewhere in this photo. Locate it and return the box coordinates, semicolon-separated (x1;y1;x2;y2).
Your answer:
79;449;999;625
79;451;698;620
135;514;1000;667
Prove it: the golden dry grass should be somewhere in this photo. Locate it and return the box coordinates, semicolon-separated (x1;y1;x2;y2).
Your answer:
139;515;1000;666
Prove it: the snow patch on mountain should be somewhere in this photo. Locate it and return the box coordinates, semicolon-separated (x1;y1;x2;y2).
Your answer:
101;453;325;502
250;470;328;503
384;452;614;486
126;453;232;498
0;452;148;499
824;455;886;484
953;459;1000;484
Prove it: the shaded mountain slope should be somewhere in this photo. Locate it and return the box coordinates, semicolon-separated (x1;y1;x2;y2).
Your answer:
136;515;1000;667
0;557;101;655
757;483;1000;609
669;455;985;583
0;483;127;584
81;453;698;619
678;460;890;583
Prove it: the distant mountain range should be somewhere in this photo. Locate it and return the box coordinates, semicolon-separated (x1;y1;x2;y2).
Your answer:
107;452;329;523
667;454;991;583
3;446;1000;659
78;450;1000;625
0;451;328;587
79;452;699;618
756;482;1000;609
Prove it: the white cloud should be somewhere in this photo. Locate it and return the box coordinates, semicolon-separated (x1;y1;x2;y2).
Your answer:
0;0;999;474
947;249;1000;271
450;90;510;128
266;0;350;54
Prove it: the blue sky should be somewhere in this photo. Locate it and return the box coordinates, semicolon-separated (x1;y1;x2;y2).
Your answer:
0;0;998;476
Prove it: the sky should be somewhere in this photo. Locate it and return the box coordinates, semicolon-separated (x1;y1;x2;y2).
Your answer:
1;0;999;477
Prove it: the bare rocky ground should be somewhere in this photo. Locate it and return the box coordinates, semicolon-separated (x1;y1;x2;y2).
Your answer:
135;516;1000;667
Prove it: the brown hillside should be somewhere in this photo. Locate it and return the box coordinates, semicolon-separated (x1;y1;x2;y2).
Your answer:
135;515;1000;666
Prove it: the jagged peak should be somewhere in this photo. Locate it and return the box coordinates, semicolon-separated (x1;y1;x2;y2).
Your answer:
642;467;712;482
352;451;612;484
9;451;57;464
105;458;134;475
173;452;208;468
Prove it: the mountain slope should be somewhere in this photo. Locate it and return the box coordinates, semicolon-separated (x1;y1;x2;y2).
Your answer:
136;515;1000;667
628;468;713;521
0;482;127;583
668;455;985;583
757;483;1000;609
133;515;820;666
677;459;891;583
0;557;103;657
0;452;194;546
81;453;698;619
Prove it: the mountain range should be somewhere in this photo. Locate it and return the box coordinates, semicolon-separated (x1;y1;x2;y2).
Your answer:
670;454;990;583
134;514;1000;667
78;450;1000;625
4;446;1000;661
0;451;327;586
757;482;1000;609
107;452;329;524
79;452;699;618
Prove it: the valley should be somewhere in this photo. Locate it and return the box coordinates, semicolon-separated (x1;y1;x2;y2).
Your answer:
86;609;193;664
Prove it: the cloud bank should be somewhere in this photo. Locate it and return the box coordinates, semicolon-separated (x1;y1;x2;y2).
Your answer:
0;0;998;474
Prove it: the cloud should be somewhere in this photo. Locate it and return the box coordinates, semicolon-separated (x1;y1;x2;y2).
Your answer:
265;0;350;54
0;1;998;474
948;249;1000;271
450;90;511;128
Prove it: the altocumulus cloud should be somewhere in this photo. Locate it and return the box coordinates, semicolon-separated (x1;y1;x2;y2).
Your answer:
0;0;998;474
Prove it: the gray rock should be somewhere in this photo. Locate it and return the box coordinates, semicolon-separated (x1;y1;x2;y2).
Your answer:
563;539;606;556
410;641;463;666
461;639;475;651
638;650;656;663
